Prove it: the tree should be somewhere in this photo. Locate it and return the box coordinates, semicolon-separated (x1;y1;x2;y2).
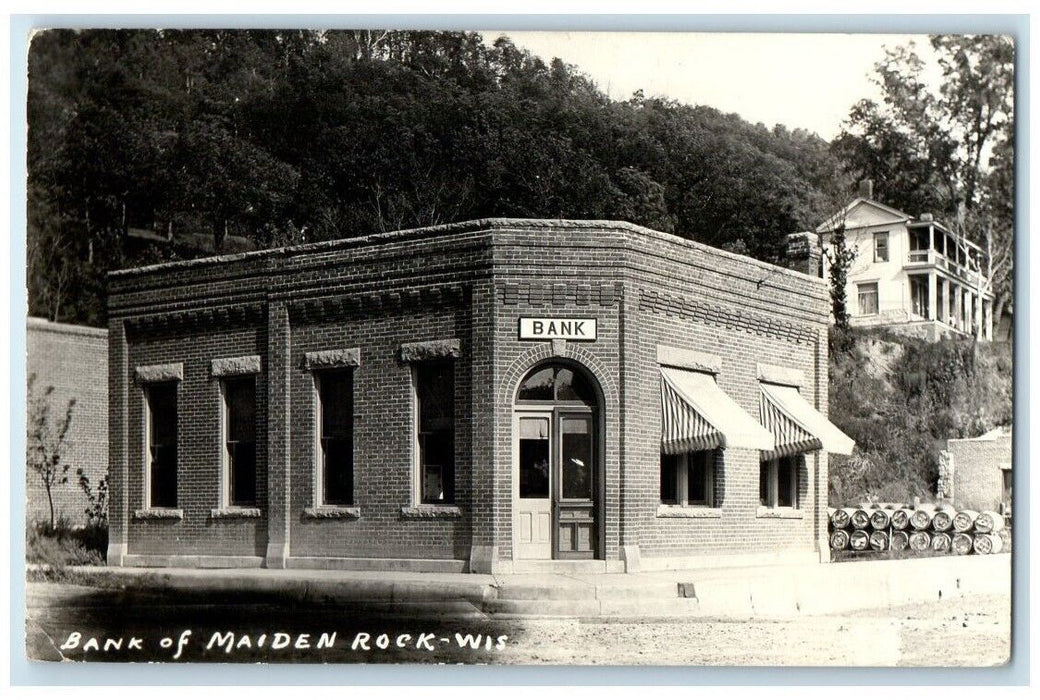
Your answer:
834;35;1015;327
976;133;1014;326
27;29;853;325
26;373;77;531
825;223;858;337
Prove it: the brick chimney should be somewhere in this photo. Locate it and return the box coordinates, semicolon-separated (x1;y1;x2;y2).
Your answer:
858;179;874;200
785;231;822;277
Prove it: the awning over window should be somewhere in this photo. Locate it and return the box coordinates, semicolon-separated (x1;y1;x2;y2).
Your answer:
759;382;856;459
660;367;775;454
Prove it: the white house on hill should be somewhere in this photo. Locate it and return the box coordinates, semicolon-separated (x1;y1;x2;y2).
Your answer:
815;183;994;342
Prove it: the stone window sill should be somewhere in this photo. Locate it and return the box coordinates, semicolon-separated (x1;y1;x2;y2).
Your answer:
400;505;462;520
303;506;361;520
132;508;184;521
210;507;262;519
756;506;803;519
656;505;722;519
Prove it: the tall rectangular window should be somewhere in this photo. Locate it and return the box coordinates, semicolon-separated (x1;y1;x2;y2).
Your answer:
873;231;889;262
660;450;714;507
760;456;799;509
146;382;178;508
317;370;354;506
223;377;257;507
518;416;550;499
415;361;455;504
857;282;879;315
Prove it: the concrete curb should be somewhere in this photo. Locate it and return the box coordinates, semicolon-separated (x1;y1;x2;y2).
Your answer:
28;554;1011;620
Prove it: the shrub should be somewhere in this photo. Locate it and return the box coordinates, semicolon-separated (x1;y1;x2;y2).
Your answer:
828;329;1012;506
26;518;104;567
26;373;76;531
76;468;108;527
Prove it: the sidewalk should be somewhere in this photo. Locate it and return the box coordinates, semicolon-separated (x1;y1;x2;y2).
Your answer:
35;553;1011;620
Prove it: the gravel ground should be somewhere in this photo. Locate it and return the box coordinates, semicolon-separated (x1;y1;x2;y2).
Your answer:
484;594;1010;666
25;583;1009;666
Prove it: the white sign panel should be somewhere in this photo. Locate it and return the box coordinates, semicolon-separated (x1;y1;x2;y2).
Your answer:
518;317;597;341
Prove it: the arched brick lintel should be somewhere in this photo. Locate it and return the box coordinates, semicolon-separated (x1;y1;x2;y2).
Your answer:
500;342;619;409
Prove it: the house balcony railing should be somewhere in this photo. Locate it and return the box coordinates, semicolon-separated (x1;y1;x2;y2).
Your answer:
905;249;981;285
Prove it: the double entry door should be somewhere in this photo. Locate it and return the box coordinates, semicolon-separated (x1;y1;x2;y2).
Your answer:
513;410;598;560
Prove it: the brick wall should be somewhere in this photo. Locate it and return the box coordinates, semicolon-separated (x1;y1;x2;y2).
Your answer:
620;229;828;561
287;302;473;560
124;323;268;557
26;318;108;527
108;218;833;569
948;432;1013;512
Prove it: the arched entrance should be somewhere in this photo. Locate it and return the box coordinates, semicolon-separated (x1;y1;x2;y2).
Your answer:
512;361;603;560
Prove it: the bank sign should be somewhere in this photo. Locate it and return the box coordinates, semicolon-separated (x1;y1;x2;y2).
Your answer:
518;317;597;341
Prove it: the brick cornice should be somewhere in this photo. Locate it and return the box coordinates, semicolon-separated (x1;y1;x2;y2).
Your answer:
287;284;467;323
639;288;818;345
124;303;263;333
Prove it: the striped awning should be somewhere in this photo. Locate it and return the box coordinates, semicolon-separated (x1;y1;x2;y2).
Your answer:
759;382;856;459
660;367;775;454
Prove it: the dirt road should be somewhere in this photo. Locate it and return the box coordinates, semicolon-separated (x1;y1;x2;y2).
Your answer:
494;594;1010;665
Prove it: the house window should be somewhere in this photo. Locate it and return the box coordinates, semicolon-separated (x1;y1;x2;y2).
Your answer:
760;456;799;509
909;275;930;318
145;382;178;508
222;376;257;507
857;282;879;315
415;361;455;504
317;369;354;506
873;232;889;262
661;450;714;507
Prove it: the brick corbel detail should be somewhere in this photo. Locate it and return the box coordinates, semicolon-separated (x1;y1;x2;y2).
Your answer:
640;289;817;345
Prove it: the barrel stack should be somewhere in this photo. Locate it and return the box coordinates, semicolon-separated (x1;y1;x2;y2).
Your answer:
828;504;1010;557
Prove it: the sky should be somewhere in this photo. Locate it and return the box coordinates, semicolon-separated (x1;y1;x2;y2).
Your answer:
488;32;935;140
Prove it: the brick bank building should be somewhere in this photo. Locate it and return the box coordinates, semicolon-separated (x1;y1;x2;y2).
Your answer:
107;219;853;574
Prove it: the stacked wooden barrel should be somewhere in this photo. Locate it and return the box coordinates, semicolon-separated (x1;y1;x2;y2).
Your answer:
828;504;1009;557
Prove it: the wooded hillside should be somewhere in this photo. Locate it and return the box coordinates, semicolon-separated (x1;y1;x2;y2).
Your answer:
26;30;1016;507
27;29;852;326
